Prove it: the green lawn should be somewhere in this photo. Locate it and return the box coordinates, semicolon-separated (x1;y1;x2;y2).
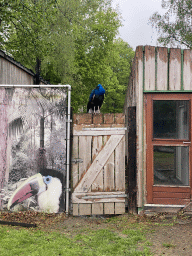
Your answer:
0;215;151;256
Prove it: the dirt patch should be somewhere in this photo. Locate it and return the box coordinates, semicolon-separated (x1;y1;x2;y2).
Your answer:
145;220;192;255
1;211;192;255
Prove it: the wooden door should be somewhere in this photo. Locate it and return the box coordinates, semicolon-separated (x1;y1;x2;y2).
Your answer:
72;127;126;215
145;94;192;205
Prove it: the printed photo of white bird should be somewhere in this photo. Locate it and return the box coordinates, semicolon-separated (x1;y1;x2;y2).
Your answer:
8;172;62;213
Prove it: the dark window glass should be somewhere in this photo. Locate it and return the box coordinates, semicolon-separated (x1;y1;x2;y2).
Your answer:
153;100;189;139
154;146;189;186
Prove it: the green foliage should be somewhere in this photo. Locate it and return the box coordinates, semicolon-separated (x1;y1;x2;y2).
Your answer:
0;0;57;70
149;0;192;48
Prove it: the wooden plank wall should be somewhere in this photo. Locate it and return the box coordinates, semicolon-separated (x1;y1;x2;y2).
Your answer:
72;113;126;216
0;56;34;85
142;45;192;91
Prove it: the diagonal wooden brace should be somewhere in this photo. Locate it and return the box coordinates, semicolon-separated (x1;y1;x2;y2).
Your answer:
74;134;124;193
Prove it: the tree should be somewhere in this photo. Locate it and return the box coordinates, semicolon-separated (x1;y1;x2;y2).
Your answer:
149;0;192;48
41;0;80;85
0;0;56;71
102;38;134;113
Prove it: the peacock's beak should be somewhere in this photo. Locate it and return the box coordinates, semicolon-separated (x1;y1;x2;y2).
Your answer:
7;173;46;210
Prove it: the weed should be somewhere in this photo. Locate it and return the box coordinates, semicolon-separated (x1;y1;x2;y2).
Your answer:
145;241;153;246
154;222;174;227
162;242;176;248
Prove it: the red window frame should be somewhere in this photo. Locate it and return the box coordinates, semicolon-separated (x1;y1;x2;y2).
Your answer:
145;93;192;205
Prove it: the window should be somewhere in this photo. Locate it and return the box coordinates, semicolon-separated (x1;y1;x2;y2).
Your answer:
154;146;189;186
153;100;189;139
145;94;192;204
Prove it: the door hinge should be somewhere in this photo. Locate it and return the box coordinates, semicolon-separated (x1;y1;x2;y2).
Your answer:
71;158;83;164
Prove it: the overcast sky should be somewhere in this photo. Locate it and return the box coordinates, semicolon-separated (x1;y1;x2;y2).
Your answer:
112;0;166;50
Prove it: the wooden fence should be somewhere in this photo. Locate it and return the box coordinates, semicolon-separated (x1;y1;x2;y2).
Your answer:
72;113;126;216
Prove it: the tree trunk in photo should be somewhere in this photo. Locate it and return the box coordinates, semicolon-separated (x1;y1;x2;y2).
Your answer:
0;89;8;208
40;117;44;148
36;116;47;172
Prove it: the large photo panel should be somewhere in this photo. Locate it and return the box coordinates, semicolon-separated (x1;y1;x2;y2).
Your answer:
0;87;67;213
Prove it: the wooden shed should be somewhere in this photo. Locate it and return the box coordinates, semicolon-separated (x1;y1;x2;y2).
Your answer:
0;50;47;85
124;45;192;214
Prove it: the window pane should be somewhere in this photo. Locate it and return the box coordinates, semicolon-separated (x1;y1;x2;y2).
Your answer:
154;146;189;186
153;100;189;139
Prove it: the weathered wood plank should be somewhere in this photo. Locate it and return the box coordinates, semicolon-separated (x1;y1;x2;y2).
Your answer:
0;58;33;85
104;152;114;191
115;136;125;191
73;191;126;197
183;49;192;90
78;136;92;180
104;203;114;214
169;48;181;90
115;203;125;214
92;203;103;215
73;130;126;136
144;46;156;91
1;59;6;84
74;135;124;193
73;204;79;216
72;136;79;188
92;136;103;162
103;135;115;192
157;47;168;90
72;197;125;204
79;204;91;215
91;136;103;191
135;46;144;208
83;127;126;131
72;192;126;204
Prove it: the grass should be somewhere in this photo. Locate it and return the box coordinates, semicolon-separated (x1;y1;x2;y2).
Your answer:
0;220;152;256
154;222;174;227
2;212;183;256
162;242;176;248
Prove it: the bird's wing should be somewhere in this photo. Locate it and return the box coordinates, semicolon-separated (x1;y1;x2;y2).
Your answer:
89;89;95;101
